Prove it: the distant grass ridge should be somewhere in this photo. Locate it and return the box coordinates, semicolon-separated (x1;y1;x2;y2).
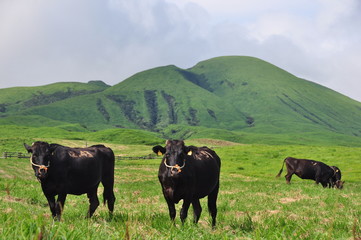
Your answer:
1;56;361;145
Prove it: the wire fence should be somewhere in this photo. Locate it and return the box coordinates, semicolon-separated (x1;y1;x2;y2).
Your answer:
1;152;30;159
115;155;158;161
1;152;158;161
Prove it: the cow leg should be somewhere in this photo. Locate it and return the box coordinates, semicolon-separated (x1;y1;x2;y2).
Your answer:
315;170;325;187
164;197;176;223
192;199;202;224
328;178;334;188
285;171;293;184
102;179;115;214
180;200;191;225
208;183;219;228
103;188;115;214
87;188;100;218
284;163;294;184
102;171;116;214
55;194;67;221
45;194;57;219
319;177;328;188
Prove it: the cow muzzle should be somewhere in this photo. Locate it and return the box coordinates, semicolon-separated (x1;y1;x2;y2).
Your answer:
30;158;50;179
335;180;344;189
164;159;186;176
36;166;48;179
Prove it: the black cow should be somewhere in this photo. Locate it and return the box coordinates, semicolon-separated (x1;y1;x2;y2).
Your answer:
276;157;344;189
24;141;116;220
153;140;221;227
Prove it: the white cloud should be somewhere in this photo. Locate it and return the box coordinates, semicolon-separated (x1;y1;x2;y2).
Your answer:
0;0;360;101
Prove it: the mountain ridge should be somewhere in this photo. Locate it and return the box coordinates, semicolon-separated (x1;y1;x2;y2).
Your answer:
1;56;361;145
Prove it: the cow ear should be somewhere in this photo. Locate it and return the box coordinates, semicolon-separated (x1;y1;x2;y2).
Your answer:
24;143;32;153
49;144;59;154
152;145;165;156
184;146;193;156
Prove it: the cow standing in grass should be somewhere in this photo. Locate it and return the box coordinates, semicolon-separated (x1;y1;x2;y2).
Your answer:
24;141;116;220
153;140;221;227
276;157;344;189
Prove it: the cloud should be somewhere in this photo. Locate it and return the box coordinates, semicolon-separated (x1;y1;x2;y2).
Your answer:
192;0;361;101
0;0;360;101
0;0;210;86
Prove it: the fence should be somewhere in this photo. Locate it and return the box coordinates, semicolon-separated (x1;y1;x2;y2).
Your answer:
1;152;158;161
115;155;158;161
1;152;30;159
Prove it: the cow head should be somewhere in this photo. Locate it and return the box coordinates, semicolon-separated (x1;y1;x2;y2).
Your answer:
334;180;345;189
153;140;192;177
24;141;55;180
330;166;343;189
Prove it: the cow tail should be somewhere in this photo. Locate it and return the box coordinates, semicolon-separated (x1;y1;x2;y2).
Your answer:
276;158;286;178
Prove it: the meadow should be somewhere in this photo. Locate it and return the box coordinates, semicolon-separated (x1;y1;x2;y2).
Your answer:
0;139;360;239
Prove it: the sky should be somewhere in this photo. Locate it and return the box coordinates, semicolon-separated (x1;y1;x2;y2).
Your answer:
1;0;361;101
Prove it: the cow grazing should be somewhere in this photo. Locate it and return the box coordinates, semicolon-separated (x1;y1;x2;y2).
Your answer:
24;141;116;220
153;140;221;227
330;166;344;189
276;157;344;189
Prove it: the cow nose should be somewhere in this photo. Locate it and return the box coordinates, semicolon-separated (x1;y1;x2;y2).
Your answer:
170;168;181;176
37;167;48;178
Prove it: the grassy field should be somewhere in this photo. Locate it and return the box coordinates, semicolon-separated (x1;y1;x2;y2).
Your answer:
0;140;360;239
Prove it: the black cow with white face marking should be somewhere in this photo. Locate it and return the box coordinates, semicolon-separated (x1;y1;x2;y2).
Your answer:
153;140;221;227
276;157;344;189
24;141;116;220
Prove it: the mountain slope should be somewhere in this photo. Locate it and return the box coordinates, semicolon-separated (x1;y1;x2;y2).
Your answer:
1;56;361;145
0;81;109;116
188;56;361;136
103;65;248;130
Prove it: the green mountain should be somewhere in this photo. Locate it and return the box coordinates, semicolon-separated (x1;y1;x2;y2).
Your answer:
1;56;361;145
0;81;109;115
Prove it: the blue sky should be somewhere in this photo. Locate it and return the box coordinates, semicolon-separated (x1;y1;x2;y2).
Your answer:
1;0;360;101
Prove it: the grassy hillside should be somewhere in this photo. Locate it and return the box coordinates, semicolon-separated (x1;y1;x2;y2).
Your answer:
1;56;361;146
0;81;109;117
104;65;246;130
161;124;361;147
189;56;361;136
0;125;163;153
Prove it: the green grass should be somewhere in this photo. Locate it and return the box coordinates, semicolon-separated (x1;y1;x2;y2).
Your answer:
161;124;361;147
0;126;163;153
1;141;360;239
